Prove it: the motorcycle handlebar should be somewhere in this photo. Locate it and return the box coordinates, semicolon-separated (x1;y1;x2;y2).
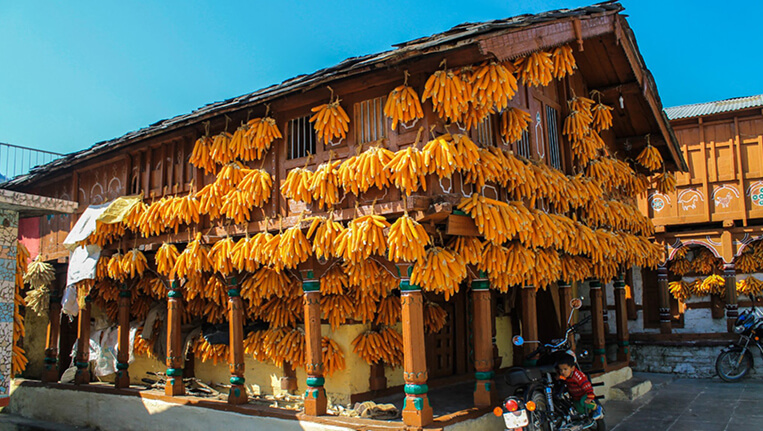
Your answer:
571;315;592;331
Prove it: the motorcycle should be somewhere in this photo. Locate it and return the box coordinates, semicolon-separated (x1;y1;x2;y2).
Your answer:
716;298;763;382
494;298;605;431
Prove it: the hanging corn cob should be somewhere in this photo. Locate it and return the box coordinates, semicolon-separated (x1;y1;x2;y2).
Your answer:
245;113;282;159
500;107;531;144
173;233;212;279
239;168;273;207
589;91;614;132
194;337;230;365
636;142;663;171
209;132;235;166
515;51;554;87
335;214;389;263
344;260;382;293
220;188;254;224
107;253;126;281
339;146;394;195
322;337;346;376
216;161;246;192
693;249;721;275
695;274;726;296
411;246;467;300
387;212;430;262
385;145;427;196
737;276;763;297
190;134;216;175
261;296;301;328
122;201;147;232
669;280;693;301
353;290;379;323
448;236;484;266
471;61;518;112
551;45;577;79
308;214;345;260
654;171;676;194
352;328;403;366
121;249;147;279
231;236;257;273
375;294;401;326
559;254;593;284
421;65;469;123
320;265;349;295
310;159;341;209
310;90;350;144
735;252;758;274
196;182;224;220
280;167;314;203
278;224;312;269
209;237;235;276
424;301;448;334
384;71;424;130
457;194;533;245
321;294;355;329
229;123;252;161
156;243;179;278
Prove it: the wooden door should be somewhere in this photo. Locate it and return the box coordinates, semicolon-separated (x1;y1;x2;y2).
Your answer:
425;300;456;379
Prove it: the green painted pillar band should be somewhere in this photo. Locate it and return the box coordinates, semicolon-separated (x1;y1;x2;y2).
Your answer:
474;371;495;380
471;279;490;291
230;376;245;385
400;280;421;291
168;290;182;299
166;368;184;377
593;348;607;355
75;361;89;368
228;289;240;297
453;209;467;216
302;280;320;292
590;279;602;289
119;290;131;298
171;280;180;289
404;384;429;395
44;357;57;364
306;376;325;387
617;341;630;347
116;362;129;370
228;277;238;287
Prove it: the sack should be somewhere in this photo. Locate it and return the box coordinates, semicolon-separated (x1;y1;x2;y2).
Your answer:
62;285;79;316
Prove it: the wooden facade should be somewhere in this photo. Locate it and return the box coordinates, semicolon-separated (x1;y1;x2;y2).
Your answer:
6;3;683;428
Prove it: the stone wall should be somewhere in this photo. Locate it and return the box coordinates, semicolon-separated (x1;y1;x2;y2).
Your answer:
0;209;19;399
630;344;740;378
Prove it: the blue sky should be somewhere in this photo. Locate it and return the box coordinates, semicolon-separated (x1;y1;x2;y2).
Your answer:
1;1;762;157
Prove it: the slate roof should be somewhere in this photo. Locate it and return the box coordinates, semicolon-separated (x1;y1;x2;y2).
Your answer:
665;94;763;120
3;1;626;188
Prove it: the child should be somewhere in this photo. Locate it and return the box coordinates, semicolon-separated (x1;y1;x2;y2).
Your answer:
556;354;603;420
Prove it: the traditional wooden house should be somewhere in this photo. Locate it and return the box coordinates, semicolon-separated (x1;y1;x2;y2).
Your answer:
3;1;685;429
629;94;763;377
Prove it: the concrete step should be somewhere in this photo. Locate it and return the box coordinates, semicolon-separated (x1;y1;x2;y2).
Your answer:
608;377;652;401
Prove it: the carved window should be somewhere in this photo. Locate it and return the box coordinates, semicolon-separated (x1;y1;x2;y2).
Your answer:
546;105;562;170
288;116;316;160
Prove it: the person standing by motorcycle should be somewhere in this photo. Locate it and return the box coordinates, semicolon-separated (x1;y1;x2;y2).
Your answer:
556;354;603;420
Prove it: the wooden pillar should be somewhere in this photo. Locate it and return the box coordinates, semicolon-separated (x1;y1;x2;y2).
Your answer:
613;275;631;364
74;296;91;385
166;280;185;396
399;263;433;428
589;279;607;370
602;282;610;335
227;277;247;404
42;291;62;383
115;284;131;389
657;265;672;334
302;271;327;416
472;274;497;407
369;362;387;391
280;362;298;392
558;282;574;351
520;285;538;365
724;263;738;333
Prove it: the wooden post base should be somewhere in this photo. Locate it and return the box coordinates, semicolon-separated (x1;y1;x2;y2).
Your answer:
165;368;185;396
74;363;89;385
280;376;298;393
304;385;327;416
403;394;434;428
228;383;248;405
115;364;130;389
41;357;58;383
474;372;498;407
369;362;387;391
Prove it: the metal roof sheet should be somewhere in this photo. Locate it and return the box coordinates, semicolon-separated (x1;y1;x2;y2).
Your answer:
665;94;763;120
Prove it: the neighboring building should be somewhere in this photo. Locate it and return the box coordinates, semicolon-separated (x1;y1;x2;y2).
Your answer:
2;2;685;429
630;94;763;377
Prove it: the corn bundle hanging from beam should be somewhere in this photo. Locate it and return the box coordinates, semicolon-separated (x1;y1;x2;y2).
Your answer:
384;72;424;130
695;274;725;296
173;233;212;279
321;294;355;329
138;276;165;301
261;295;301;328
421;66;469;123
239;168;273;207
122;202;147;232
669;256;693;276
107;253;126;281
515;50;554;87
155;243;179;278
193;337;229;365
208;131;235;166
411;246;467;300
281;167;314;203
322;337;346;376
735;252;759;274
524;248;561;289
590;94;614;132
278;224;312;269
352;327;403;366
353;290;379;323
340;145;394;194
737;276;763;296
636;143;663;172
196;182;224;220
457;194;533;245
307;214;345;260
422;133;461;179
693;249;721;275
310;92;350;144
343;260;382;293
121;249;147;279
335;214;389;263
385;145;428;196
229;123;253;161
190;135;216;175
310;159;341;209
669;280;693;301
245;115;282;159
424;301;448;334
208;237;235;276
387;212;430;262
241;267;293;308
448;236;484;266
500;107;531;144
320;265;348;295
654;171;676;194
375;294;401;326
471;61;518;112
559;254;593;284
551;45;577;79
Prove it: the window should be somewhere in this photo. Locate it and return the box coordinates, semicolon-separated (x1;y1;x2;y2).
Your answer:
546;106;562;170
517;130;532;159
476;115;496;146
288;116;316;160
354;96;386;144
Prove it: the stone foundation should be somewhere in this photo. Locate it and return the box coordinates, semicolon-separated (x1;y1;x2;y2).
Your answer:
631;344;760;378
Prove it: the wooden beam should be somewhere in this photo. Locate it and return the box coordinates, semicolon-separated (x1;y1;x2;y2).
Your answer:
446;214;479;237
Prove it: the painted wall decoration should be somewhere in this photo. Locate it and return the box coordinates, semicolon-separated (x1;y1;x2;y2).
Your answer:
678;189;704;211
649;192;670;213
712;184;739;209
748;181;763;207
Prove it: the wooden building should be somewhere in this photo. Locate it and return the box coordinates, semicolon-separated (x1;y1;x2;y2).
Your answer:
629;94;763;376
4;2;685;428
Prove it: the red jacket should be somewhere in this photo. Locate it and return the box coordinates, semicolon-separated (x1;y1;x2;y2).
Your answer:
561;369;594;401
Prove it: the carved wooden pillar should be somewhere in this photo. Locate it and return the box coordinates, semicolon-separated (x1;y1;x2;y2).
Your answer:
166;280;185;396
558;282;574;351
724;263;738;333
74;296;91;385
472;274;497;407
301;270;327;416
42;290;62;383
115;284;131;389
227;277;247;404
520;285;538;365
589;279;607;370
613;275;630;364
398;263;433;428
657;265;672;334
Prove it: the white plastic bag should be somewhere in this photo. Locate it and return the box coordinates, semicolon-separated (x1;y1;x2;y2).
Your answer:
61;285;79;316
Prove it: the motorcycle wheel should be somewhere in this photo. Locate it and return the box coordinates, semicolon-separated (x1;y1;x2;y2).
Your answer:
595;418;606;431
716;350;752;382
526;390;551;431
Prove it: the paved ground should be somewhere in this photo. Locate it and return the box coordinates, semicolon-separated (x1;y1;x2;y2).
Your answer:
606;374;763;431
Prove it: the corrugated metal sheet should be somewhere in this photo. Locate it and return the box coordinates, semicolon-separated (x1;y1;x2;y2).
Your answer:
665;94;763;120
3;1;625;188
